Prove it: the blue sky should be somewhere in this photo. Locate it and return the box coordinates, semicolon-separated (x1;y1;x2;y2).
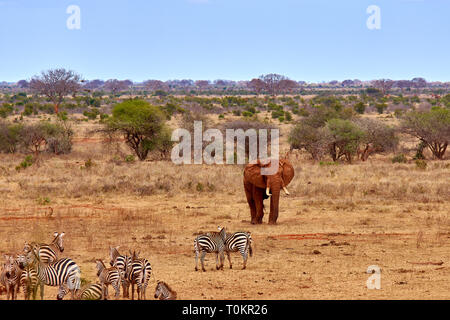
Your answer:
0;0;449;82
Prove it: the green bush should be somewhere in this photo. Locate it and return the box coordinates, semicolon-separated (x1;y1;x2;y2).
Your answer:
415;159;427;170
16;155;33;171
392;154;407;163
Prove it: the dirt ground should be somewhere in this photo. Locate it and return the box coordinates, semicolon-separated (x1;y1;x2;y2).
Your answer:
0;117;449;300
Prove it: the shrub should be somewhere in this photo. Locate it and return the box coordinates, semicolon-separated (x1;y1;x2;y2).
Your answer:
0;122;23;153
16;155;33;171
125;154;135;163
354;102;366;114
415;159;427;170
392;154;407;163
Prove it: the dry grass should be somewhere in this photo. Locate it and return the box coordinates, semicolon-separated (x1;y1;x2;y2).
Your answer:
0;117;449;300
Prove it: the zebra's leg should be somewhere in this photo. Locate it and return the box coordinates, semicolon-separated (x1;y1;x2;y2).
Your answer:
195;249;199;271
219;251;225;270
215;252;219;270
200;251;207;272
40;282;45;300
226;251;232;269
242;250;248;270
114;281;120;299
131;282;135;300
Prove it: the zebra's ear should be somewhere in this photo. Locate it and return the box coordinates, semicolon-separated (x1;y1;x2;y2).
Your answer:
60;232;65;238
54;232;59;237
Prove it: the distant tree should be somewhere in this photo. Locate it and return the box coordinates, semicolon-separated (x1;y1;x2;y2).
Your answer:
258;74;289;95
401;108;449;159
194;80;210;91
395;80;412;92
83;79;104;90
411;77;427;91
17;80;30;89
279;79;298;93
372;79;394;96
104;100;171;160
143;80;168;92
30;68;82;114
247;78;265;94
342;79;355;87
103;79;130;95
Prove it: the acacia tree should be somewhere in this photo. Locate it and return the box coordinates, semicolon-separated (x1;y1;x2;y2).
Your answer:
401;108;449;159
143;80;169;93
373;79;394;96
326;119;365;163
30;68;82;114
103;79;130;95
105;100;172;160
354;118;398;161
247;78;265;94
258;74;288;95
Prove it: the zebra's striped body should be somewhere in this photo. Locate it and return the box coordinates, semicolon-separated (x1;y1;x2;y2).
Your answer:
154;281;177;300
19;265;40;300
96;259;121;300
23;232;65;265
127;252;152;300
109;246;131;298
194;227;226;272
58;283;104;300
24;245;81;300
224;231;253;269
0;255;21;300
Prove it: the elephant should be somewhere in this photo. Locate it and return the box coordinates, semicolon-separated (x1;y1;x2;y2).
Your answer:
243;158;294;224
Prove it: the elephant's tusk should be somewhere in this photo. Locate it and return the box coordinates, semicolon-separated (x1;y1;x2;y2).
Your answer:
283;187;290;195
266;188;272;197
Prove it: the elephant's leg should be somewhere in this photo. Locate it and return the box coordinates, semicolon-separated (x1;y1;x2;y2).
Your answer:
244;182;257;224
254;188;265;224
268;194;279;224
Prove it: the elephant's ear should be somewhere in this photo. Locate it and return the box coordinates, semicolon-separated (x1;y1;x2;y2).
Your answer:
280;160;295;186
244;163;266;189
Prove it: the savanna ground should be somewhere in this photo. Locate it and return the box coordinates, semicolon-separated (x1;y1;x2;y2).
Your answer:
0;113;449;300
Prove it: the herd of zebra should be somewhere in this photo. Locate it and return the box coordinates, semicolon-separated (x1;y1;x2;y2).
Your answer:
0;232;175;300
0;227;252;300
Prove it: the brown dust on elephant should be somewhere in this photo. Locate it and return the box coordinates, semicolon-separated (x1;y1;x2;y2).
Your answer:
243;159;295;224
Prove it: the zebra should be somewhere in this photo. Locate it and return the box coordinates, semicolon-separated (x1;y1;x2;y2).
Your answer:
23;232;65;264
57;283;104;300
0;254;21;300
194;227;227;272
154;281;177;300
224;231;253;270
109;246;132;298
17;255;40;300
126;251;152;300
96;259;121;300
24;243;81;300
